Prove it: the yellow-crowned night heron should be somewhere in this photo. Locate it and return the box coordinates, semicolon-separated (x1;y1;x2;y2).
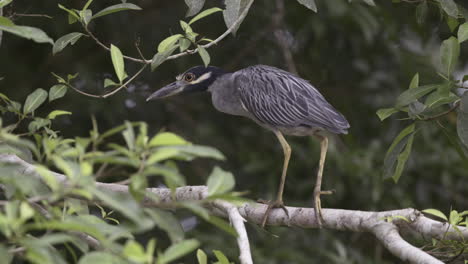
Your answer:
147;65;350;227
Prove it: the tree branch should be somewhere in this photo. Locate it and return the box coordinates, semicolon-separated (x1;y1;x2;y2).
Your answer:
1;154;467;264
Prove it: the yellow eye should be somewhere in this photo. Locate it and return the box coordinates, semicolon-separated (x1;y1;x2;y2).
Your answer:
184;73;195;82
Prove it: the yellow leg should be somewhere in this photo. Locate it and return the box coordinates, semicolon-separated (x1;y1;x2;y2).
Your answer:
260;130;291;227
313;134;333;227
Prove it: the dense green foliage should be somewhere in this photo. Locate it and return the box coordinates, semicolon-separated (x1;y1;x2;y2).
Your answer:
0;0;468;263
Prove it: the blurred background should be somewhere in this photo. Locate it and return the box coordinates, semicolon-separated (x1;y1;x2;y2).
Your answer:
1;0;467;263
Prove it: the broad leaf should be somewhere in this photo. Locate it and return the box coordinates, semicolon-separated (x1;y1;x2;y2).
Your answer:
457;92;468;148
158;34;183;53
458;22;468;43
383;124;415;182
151;45;179;71
149;132;189;146
437;0;458;18
123;241;146;263
395;84;438;108
376;108;399;121
409;73;419;89
24;88;48;114
0;17;53;44
207;167;235;196
157;239;200;264
92;3;142;19
189;7;222;25
184;0;206;17
49;84;67;102
422;209;448;221
440;36;459;77
223;0;241;35
198;46;210;66
53;32;84;54
146;209;184;243
197;249;207;264
110;44;125;83
0;0;13;8
296;0;317;12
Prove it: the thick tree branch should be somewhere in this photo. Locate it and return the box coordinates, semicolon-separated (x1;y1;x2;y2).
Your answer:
1;154;467;264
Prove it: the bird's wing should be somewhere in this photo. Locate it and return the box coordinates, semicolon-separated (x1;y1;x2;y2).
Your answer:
234;65;349;133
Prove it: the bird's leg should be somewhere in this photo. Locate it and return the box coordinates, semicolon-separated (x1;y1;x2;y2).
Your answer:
313;134;333;228
259;130;291;228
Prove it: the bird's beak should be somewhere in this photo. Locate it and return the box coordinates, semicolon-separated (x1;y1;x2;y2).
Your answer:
146;81;185;101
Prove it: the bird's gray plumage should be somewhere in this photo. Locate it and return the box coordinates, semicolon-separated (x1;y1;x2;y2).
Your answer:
209;65;349;135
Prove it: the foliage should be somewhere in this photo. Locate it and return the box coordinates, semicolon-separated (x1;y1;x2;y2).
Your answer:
1;0;467;263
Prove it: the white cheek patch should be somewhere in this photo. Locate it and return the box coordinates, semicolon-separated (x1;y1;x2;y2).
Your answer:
190;72;212;84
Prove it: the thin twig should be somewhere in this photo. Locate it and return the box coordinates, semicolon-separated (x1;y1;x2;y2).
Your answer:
13;13;53;19
421;101;460;121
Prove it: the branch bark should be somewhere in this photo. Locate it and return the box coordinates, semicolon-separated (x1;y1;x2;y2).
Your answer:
1;154;467;264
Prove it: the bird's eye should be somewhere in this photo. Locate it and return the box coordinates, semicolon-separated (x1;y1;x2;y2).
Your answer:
184;73;195;82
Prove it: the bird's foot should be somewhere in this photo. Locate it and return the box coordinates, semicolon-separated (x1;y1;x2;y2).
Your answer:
257;199;289;228
313;188;335;228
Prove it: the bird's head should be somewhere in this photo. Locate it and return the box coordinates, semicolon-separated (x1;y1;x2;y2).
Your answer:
146;65;225;101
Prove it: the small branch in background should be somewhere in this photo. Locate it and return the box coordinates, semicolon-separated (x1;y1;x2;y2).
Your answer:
421;101;460;121
273;0;298;75
13;13;52;19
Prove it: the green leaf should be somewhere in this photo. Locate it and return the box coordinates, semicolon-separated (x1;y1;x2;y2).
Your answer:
188;7;222;25
58;4;80;22
151;45;179;71
92;3;142;19
362;0;376;6
146;148;181;165
78;252;124;264
196;249;207;264
158;34;183;53
146;209;184;243
173;145;225;160
185;0;206;17
179;38;191;52
376;108;399;121
409;73;419;89
110;44;126;83
104;78;118;88
47;110;71;119
49;84;67;102
0;0;13;8
440;36;460;77
422;209;448;221
296;0;317;12
213;250;230;264
24;88;48;114
207;167;235;196
395;85;438;108
158;239;200;264
198;46;210;67
123;240;147;263
437;0;458;18
458;22;468;43
80;9;93;25
223;0;241;35
122;121;135;150
415;1;428;24
457;93;468;148
383;124;415;181
53;32;84;55
206;215;237;237
149;132;190;147
0;17;54;45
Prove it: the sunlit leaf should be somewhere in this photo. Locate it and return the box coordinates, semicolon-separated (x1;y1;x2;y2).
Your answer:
24;88;48;114
184;0;206;17
149;132;190;146
53;32;84;55
296;0;317;12
213;250;230;264
123;240;146;263
458;23;468;43
49;84;67;102
196;249;207;264
0;0;13;8
437;0;458;18
422;209;448;221
158;239;200;264
47;110;71;119
207;167;235;196
158;34;183;53
409;73;419;89
0;17;53;45
110;44;126;83
188;7;222;25
92;3;142;19
198;46;210;66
